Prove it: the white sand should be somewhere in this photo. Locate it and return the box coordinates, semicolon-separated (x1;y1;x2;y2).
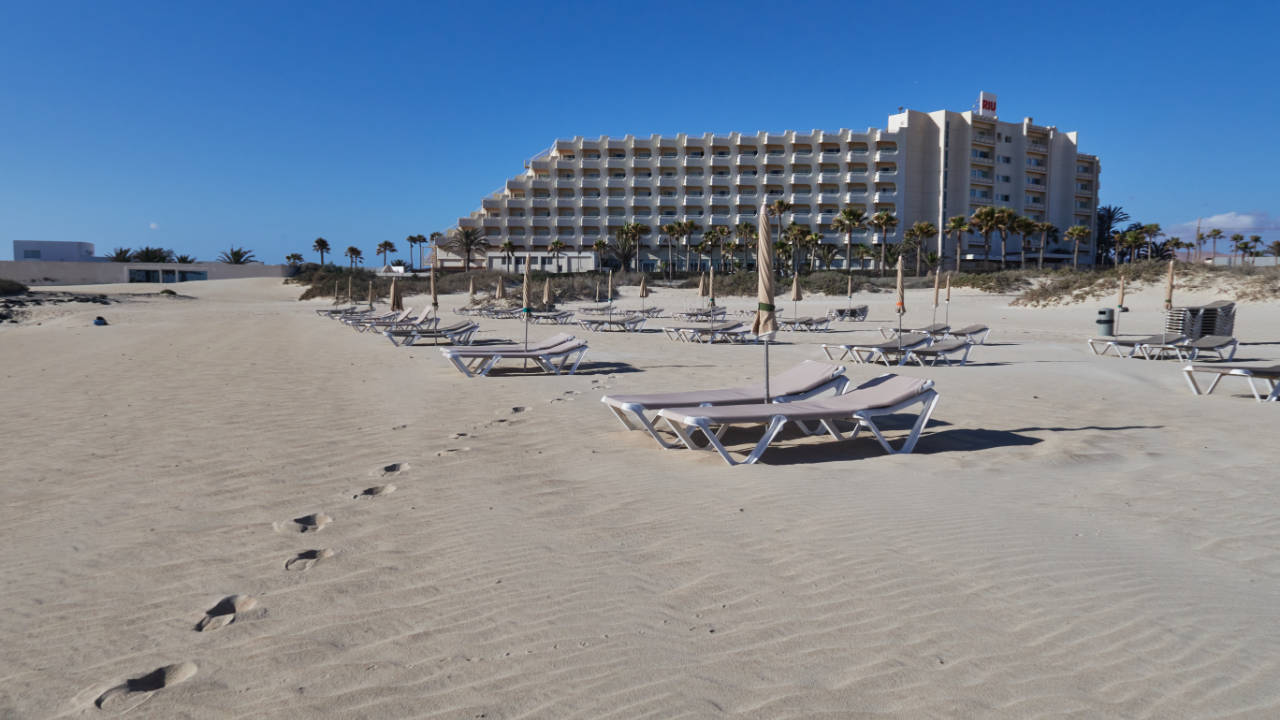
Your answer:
1;277;1278;718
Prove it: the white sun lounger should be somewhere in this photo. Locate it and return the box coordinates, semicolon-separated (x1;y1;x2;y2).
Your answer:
601;360;849;448
354;306;431;333
1142;334;1239;361
946;324;990;344
829;305;869;322
901;338;974;366
1182;363;1280;402
1087;333;1186;358
655;374;939;466
316;305;359;317
881;323;949;339
579;315;645;332
384;320;478;347
441;337;588;377
823;333;932;366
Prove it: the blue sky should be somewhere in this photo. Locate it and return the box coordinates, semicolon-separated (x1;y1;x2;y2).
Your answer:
2;0;1277;262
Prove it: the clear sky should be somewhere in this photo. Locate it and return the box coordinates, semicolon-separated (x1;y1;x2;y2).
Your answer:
2;0;1277;262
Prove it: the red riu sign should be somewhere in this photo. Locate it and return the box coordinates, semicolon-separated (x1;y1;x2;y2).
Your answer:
981;99;997;111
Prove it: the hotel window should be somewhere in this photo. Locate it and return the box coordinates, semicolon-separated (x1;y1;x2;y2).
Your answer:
1075;199;1090;209
686;168;704;177
583;189;600;198
583;150;600;159
821;144;840;155
1025;194;1044;204
534;227;551;236
509;209;525;217
609;151;626;159
765;145;784;156
584;171;600;179
634;207;651;216
660;149;677;158
970;188;991;200
1027;157;1045;167
633;188;651;197
998;155;1012;164
607;189;624;197
660;170;676;178
557;172;574;180
737;146;758;156
535;172;550;179
1076;163;1091;173
660;208;677;217
793;165;812;176
583;208;600;216
998;174;1011;183
533;190;550;198
607;207;625;216
971;149;991;160
971;169;991;180
793;145;813;155
635;149;652;159
1025;175;1044;186
610;171;626;179
660;189;676;197
557;189;574;198
712;147;730;157
686;149;705;158
509;227;526;236
712;168;729;177
557;208;575;217
1076;182;1091;191
997;193;1011;202
533;208;550;216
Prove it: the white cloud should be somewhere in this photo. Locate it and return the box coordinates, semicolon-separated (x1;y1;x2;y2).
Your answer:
1167;211;1278;239
149;222;159;230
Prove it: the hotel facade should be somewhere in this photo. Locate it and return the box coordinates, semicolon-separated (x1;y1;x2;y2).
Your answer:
445;93;1100;272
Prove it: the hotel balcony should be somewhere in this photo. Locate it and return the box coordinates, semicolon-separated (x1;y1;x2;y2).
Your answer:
1028;142;1049;153
709;215;730;226
817;193;843;204
873;191;897;203
658;156;679;167
579;159;601;170
970;174;994;185
531;198;552;208
972;133;995;145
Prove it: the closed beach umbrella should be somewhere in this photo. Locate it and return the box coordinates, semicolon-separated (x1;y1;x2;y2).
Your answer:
1164;260;1175;311
751;203;778;401
334;279;340;305
698;272;707;297
932;268;941;324
791;273;802;301
894;255;905;345
495;276;506;300
1116;272;1125;334
542;276;552;306
895;256;905;316
368;280;375;308
607;269;613;303
522;266;531;312
944;272;952;325
1118;272;1126;309
468;276;475;299
594;279;601;303
390;276;403;311
639;273;649;314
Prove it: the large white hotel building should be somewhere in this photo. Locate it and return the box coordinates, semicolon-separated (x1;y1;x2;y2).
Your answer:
445;93;1100;272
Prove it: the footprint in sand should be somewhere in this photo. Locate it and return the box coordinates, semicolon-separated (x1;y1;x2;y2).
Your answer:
355;484;395;499
381;462;407;475
95;661;197;712
285;548;334;571
435;447;471;457
273;513;332;534
195;594;259;632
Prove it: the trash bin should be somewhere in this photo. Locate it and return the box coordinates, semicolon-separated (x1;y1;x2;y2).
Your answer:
1096;308;1115;337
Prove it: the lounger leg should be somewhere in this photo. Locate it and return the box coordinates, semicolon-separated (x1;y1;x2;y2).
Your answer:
1182;367;1205;396
858;391;940;455
1224;341;1238;361
445;354;477;377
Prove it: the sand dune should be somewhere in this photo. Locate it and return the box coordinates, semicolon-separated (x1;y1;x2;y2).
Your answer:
1;277;1278;718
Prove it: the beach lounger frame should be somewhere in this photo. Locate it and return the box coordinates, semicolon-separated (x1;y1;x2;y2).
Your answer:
656;375;939;466
1181;363;1280;402
901;338;973;367
945;324;990;344
601;360;849;448
1087;334;1186;358
822;333;932;366
440;339;588;377
384;321;478;347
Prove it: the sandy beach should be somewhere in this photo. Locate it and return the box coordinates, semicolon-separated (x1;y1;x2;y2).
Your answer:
2;276;1278;718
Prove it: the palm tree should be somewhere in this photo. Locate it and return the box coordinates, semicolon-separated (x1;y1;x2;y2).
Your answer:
443;227;489;271
1229;233;1246;265
1034;221;1057;269
548;239;568;272
968;207;998;267
376;240;397;266
868;210;898;276
428;232;444;269
767;199;794;260
944;215;968;271
1095;205;1129;265
133;246;175;263
612;222;650;271
1010;216;1036;269
107;247;133;262
991;207;1017;269
405;234;428;270
1268;240;1280;259
805;232;825;272
900;225;918;276
832;207;868;274
1059;224;1090;269
312;238;330;265
499;239;516;270
1247;235;1264;265
816;243;838;270
174;254;196;264
782;222;808;275
908;221;937;276
702;226;730;271
1205;228;1224;264
852;243;873;271
217;247;256;264
344;246;363;268
285;253;304;265
592;237;609;269
734;221;757;271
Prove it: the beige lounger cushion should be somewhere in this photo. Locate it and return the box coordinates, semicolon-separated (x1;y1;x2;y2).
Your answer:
605;360;842;407
661;375;929;425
